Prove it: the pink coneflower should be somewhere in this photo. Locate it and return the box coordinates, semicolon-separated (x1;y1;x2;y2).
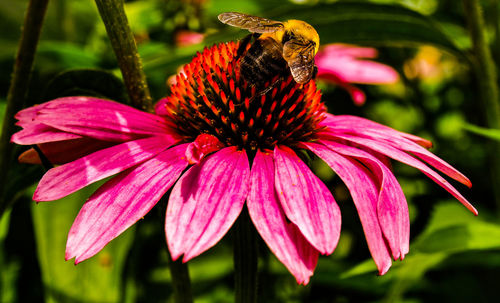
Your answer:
11;41;475;285
315;44;400;105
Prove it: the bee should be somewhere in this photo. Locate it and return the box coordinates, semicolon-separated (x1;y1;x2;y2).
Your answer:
218;12;319;86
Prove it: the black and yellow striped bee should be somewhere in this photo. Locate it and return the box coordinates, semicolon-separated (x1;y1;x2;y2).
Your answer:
218;12;320;86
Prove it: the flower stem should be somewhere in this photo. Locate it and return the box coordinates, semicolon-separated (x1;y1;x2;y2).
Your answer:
94;0;153;111
167;250;194;303
463;0;500;215
234;208;258;303
0;0;49;217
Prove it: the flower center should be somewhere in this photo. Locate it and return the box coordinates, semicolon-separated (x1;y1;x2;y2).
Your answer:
158;41;327;151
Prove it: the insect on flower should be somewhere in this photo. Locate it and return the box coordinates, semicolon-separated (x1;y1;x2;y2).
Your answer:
218;12;320;86
11;13;476;286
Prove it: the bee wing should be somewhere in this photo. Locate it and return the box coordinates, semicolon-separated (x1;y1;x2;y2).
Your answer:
283;41;316;84
218;12;284;33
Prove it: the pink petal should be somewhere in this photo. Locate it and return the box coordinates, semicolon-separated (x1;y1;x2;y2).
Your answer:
304;142;392;274
320;114;433;148
317;60;399;84
273;145;341;255
185;134;224;164
316;44;399;84
166;146;249;261
11;123;82;145
318;44;379;59
65;144;190;263
327;133;477;215
34;135;177;201
247;150;319;284
318;140;410;260
320;115;469;187
24;97;176;142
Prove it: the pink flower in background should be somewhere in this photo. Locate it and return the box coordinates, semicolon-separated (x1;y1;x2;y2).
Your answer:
175;30;204;47
315;44;400;105
12;42;475;285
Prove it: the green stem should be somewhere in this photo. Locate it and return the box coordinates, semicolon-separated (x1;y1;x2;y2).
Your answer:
0;0;49;217
489;0;500;66
463;0;500;215
234;207;258;303
94;0;153;111
167;250;194;303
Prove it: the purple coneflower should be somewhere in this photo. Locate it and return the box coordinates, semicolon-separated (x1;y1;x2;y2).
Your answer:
11;41;476;285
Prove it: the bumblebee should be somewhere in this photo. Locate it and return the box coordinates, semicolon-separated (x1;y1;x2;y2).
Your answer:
218;12;320;86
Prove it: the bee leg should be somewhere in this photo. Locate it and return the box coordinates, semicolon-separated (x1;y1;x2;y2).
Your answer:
249;76;282;103
312;65;318;79
236;33;260;60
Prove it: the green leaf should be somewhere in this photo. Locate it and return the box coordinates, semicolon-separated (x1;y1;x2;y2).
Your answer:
43;69;129;104
209;2;463;57
31;183;134;303
282;2;461;55
414;222;500;253
463;123;500;141
0;209;19;303
37;41;100;70
341;202;500;301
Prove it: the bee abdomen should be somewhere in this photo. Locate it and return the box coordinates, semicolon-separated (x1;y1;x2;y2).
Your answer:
240;37;288;87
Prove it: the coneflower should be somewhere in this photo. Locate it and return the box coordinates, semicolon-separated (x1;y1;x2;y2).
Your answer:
11;41;476;284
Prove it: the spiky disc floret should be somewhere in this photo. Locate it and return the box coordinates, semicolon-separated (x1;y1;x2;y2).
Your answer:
158;41;327;151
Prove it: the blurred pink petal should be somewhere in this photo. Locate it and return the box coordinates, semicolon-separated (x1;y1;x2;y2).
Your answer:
315;44;399;105
66;144;190;263
316;44;399;84
175;30;204;47
166;147;250;261
274;145;341;255
248;150;319;284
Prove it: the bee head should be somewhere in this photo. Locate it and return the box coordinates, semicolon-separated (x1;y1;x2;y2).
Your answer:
282;20;320;54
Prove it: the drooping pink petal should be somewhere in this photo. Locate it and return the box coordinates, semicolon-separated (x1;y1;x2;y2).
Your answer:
166;146;250;261
11;123;82;145
319;140;410;260
320;114;433;148
34;135;178;201
326;133;477;215
65;144;190;263
247;150;319;284
23;97;176;142
320;115;470;187
273;145;341;255
303;142;392;274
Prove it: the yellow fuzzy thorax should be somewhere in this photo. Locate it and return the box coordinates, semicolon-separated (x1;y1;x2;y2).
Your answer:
261;19;320;54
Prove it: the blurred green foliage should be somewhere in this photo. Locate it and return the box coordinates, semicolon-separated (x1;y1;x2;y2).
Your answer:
1;0;500;302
